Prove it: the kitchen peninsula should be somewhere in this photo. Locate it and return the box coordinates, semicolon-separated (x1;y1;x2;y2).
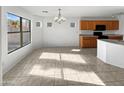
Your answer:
97;39;124;68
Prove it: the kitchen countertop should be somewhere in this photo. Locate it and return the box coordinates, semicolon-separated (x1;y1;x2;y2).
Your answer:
104;34;123;36
79;34;98;37
79;34;123;36
98;39;124;46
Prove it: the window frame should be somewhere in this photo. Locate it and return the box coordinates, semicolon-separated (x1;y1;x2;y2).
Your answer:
21;17;31;47
7;13;31;54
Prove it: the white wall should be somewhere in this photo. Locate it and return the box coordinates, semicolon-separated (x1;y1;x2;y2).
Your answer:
1;6;33;74
32;16;43;49
0;7;2;85
42;17;80;47
42;17;119;47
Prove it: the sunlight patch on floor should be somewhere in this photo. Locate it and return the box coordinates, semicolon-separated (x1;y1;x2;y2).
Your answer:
87;72;105;85
39;52;60;60
28;64;105;85
71;49;81;52
63;68;81;74
29;64;55;77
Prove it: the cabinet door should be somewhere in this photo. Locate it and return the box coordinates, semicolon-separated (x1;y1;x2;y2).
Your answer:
79;37;83;48
106;21;119;30
80;21;88;30
107;21;113;30
83;39;91;48
95;20;105;25
90;37;97;48
80;37;97;48
87;21;95;30
80;21;95;30
112;21;119;30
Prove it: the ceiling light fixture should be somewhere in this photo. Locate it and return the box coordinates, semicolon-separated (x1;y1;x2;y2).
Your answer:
54;8;66;24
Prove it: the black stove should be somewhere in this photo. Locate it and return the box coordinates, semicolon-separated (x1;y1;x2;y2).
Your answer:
93;32;108;39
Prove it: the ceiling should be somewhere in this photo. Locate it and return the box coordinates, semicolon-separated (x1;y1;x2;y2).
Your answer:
22;6;124;17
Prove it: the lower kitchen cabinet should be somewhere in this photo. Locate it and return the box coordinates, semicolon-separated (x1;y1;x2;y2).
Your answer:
80;36;98;48
80;35;123;48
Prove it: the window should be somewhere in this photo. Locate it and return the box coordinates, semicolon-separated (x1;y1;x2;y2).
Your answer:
7;13;31;53
8;13;21;52
22;18;31;46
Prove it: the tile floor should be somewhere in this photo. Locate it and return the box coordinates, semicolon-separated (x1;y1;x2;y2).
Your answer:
3;48;124;86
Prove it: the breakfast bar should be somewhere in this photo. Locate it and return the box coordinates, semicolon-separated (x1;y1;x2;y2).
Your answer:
97;39;124;68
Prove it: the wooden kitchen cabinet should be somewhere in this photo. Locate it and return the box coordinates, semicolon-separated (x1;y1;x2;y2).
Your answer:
82;39;91;48
104;21;119;30
80;21;88;30
80;35;123;48
104;21;112;30
80;21;95;30
80;20;119;30
111;21;119;30
80;36;98;48
87;21;95;30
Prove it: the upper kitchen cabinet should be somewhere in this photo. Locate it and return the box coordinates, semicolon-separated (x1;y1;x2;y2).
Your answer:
80;21;88;30
80;21;95;30
111;20;119;30
80;20;119;30
87;21;95;30
102;21;119;30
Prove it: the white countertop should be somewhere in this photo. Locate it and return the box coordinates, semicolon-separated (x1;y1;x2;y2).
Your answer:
99;39;124;46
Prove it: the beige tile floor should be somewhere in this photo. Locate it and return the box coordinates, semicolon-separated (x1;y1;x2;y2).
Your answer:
3;48;124;86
